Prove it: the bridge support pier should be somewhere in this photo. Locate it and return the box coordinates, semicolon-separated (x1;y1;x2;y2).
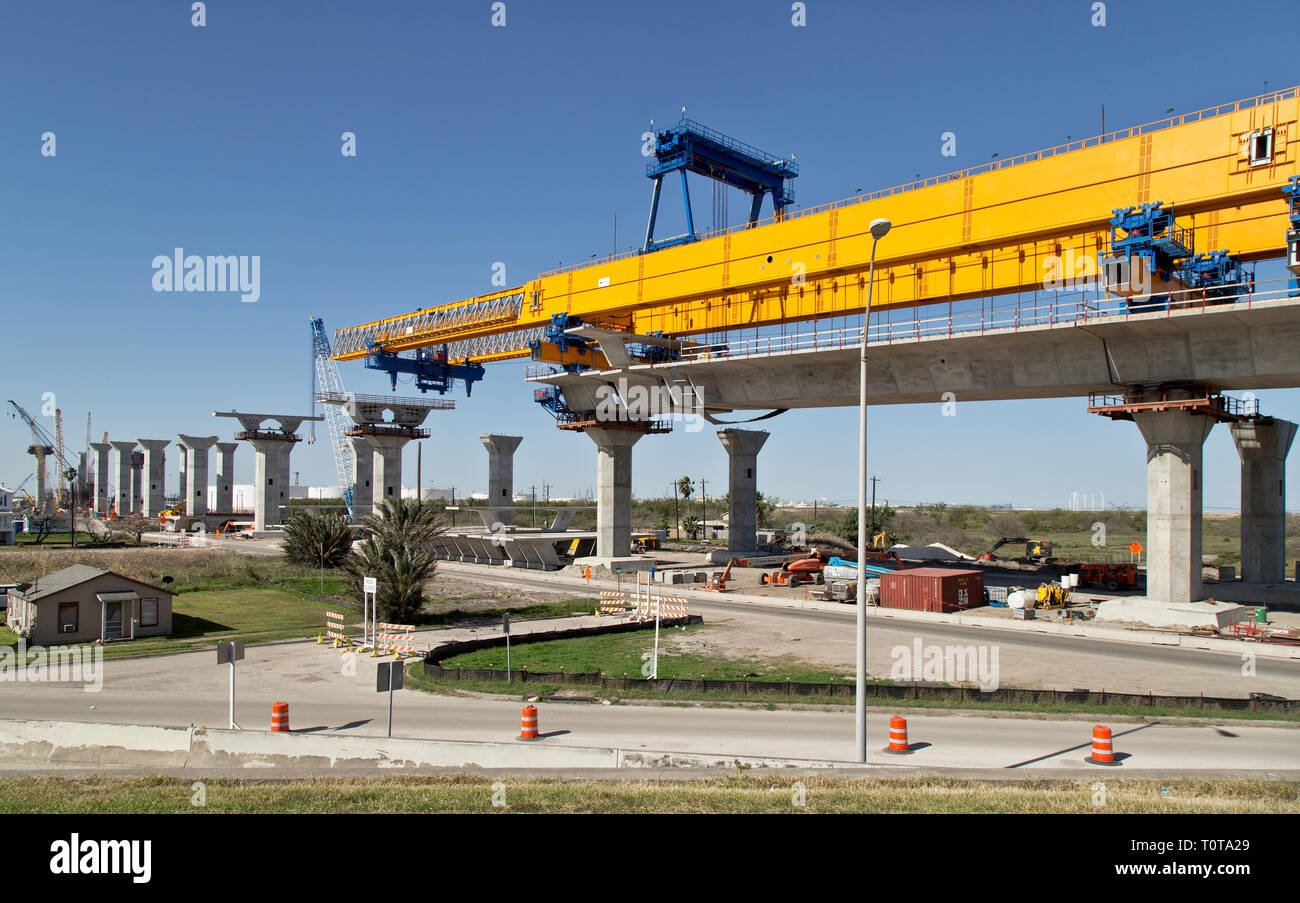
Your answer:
130;451;145;515
366;435;409;509
247;439;293;530
348;437;374;519
718;428;770;555
1230;418;1296;583
107;441;135;517
177;435;217;516
215;442;238;513
1132;409;1217;605
481;434;523;525
587;428;643;560
136;441;169;518
90;442;111;516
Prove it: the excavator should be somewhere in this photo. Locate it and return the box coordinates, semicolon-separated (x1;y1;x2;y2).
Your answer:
979;537;1053;562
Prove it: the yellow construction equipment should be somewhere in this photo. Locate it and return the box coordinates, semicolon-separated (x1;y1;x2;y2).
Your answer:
335;86;1299;367
1037;582;1071;610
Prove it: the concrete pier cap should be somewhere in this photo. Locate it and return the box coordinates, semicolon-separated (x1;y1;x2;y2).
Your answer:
213;411;322;531
1230;417;1297;584
481;434;523;525
717;428;770;556
136;439;170;518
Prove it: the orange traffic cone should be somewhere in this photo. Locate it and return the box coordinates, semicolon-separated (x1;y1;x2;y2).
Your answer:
518;704;540;741
883;715;913;755
271;701;290;732
1085;724;1120;765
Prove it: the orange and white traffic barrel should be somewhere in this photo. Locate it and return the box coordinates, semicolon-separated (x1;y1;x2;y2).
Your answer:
1085;724;1120;765
883;715;913;755
518;704;539;741
271;701;290;732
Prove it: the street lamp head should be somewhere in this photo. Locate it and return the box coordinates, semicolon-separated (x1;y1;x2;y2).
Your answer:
869;218;892;240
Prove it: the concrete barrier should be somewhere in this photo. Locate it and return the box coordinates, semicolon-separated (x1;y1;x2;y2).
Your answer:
0;719;858;771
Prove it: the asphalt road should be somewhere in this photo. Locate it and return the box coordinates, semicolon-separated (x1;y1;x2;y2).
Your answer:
2;633;1298;770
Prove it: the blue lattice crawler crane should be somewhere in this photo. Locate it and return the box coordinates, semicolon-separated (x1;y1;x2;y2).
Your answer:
1102;202;1193;311
643;118;798;252
1285;175;1300;292
364;344;485;396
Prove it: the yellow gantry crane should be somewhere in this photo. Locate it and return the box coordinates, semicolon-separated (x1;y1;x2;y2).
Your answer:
334;86;1300;381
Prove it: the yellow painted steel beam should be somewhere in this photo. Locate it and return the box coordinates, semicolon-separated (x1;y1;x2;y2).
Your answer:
335;87;1299;361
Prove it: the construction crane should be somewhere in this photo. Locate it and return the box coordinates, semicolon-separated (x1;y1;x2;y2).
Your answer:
309;317;355;519
8;399;78;512
334;86;1299;395
54;409;66;506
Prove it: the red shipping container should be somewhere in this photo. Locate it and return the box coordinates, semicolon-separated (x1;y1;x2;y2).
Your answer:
880;568;984;613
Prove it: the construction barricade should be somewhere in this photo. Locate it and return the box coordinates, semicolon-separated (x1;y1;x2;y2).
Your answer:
321;611;352;649
374;622;416;658
598;591;631;615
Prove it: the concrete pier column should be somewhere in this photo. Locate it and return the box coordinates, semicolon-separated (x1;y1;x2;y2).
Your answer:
247;439;292;530
348;437;374;519
1230;417;1297;583
480;434;522;525
586;428;643;560
1132;410;1217;604
136;440;170;518
90;442;111;515
107;441;136;517
717;428;770;554
130;451;144;514
366;435;409;509
214;442;238;512
177;435;218;516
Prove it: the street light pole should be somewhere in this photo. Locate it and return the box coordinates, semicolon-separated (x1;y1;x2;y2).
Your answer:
856;217;891;763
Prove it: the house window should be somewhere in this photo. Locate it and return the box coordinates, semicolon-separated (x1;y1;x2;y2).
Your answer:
58;602;78;633
141;598;158;628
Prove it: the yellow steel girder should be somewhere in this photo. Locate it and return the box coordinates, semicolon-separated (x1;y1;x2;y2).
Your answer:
334;87;1299;362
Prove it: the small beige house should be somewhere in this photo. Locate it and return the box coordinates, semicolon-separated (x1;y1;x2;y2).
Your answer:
5;565;174;646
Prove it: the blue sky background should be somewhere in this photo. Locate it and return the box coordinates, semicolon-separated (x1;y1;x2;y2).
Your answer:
1;0;1296;511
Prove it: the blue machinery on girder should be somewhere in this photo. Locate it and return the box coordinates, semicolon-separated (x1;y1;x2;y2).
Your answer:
643;118;799;252
364;344;485;396
1104;202;1254;309
1285;175;1300;288
309;317;355;519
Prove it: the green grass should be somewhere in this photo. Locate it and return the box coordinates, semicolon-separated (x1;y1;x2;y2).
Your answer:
0;775;1294;813
432;623;841;684
415;598;595;627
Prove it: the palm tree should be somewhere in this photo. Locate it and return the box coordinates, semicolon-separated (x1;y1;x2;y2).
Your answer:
282;509;354;569
344;497;444;622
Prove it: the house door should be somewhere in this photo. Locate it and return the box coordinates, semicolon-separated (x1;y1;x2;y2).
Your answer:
104;602;124;640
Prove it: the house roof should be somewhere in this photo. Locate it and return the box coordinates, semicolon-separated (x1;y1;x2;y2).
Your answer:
13;564;172;602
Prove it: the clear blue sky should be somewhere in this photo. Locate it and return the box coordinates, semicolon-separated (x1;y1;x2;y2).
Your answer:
2;0;1296;511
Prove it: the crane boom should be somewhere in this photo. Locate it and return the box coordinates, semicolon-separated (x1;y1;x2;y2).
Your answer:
309;318;355;519
334;85;1299;367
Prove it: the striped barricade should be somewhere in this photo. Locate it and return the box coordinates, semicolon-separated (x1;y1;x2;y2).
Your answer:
374;622;416;657
322;611;352;648
598;591;631;615
634;596;689;619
